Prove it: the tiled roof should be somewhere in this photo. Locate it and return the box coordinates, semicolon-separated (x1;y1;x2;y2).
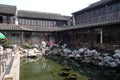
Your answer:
73;0;114;14
17;10;68;21
1;18;120;32
63;16;71;21
0;4;16;15
0;23;61;32
0;24;21;31
88;0;113;9
20;25;61;32
60;18;120;31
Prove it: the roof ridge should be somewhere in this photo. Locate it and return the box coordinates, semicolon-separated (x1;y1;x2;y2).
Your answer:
0;4;16;7
18;10;62;16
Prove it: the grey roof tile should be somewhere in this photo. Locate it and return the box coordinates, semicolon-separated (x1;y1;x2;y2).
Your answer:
0;4;16;15
60;19;120;31
17;10;69;21
20;25;61;32
73;0;114;14
0;24;21;31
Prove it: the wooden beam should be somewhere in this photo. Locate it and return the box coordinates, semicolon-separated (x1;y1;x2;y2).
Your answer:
100;29;103;44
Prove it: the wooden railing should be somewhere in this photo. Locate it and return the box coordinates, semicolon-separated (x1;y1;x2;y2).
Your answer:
76;11;120;25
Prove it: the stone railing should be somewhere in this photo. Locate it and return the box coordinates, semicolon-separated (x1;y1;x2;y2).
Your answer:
0;52;12;80
0;61;6;75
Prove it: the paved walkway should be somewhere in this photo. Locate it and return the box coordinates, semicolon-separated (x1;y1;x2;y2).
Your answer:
4;53;20;80
0;55;13;80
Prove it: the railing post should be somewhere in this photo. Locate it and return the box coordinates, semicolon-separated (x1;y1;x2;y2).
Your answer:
0;62;1;75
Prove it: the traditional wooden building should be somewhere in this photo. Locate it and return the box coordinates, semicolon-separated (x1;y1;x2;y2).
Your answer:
0;4;16;24
0;4;21;45
17;10;70;27
1;0;120;51
16;10;71;45
61;0;120;51
0;4;71;45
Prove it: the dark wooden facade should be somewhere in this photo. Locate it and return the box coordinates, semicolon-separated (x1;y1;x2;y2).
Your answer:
73;0;120;25
17;10;69;27
1;1;120;51
69;0;120;50
0;4;16;24
0;14;15;24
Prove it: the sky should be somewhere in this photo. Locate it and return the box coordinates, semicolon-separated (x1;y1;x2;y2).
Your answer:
0;0;100;16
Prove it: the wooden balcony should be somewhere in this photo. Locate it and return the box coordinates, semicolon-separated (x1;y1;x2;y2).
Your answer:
75;11;120;25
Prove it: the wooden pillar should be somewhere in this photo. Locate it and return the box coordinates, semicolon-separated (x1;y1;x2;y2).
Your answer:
90;28;94;49
100;29;103;44
2;63;4;72
0;55;2;61
29;32;32;44
100;28;104;49
21;31;24;45
0;62;1;75
69;31;72;47
0;63;1;75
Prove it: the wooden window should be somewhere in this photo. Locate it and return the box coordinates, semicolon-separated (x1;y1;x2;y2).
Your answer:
31;20;33;26
18;19;21;24
53;21;56;26
117;3;120;11
3;16;7;23
50;21;53;26
0;16;3;23
24;19;27;25
47;21;49;26
27;19;30;25
37;20;40;26
9;16;14;24
21;19;24;25
100;7;106;14
45;21;48;26
106;5;111;13
42;21;45;26
111;4;117;12
19;19;22;25
11;34;20;44
89;11;94;18
40;21;42;26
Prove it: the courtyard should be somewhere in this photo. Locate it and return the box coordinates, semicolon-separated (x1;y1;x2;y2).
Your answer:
20;50;120;80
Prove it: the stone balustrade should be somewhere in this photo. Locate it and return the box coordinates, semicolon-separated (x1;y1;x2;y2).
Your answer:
0;61;6;75
0;52;12;80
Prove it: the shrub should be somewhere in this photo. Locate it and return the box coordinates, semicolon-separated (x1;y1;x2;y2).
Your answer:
21;44;35;49
0;38;13;49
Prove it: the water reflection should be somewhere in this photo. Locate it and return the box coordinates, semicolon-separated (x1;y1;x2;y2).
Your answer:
47;55;120;80
21;56;120;80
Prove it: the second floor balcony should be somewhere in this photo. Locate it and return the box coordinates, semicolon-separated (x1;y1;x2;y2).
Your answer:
75;10;120;25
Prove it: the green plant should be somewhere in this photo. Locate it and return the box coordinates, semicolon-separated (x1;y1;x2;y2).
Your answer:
0;38;13;49
21;44;35;49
